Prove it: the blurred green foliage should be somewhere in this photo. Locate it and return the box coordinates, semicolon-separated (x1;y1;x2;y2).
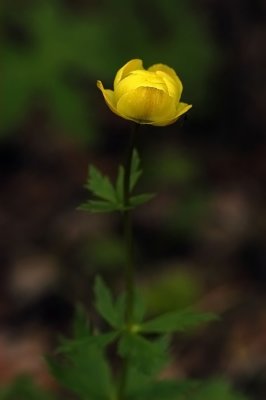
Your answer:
142;269;202;315
152;149;199;186
193;379;247;400
145;148;208;236
84;236;125;271
0;377;56;400
3;0;219;141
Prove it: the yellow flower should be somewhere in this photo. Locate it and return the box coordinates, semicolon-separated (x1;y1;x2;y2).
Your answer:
97;59;192;126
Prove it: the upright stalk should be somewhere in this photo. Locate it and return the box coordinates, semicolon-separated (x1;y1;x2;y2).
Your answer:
118;123;139;400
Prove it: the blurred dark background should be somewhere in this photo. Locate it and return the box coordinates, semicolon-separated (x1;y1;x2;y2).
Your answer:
1;0;266;398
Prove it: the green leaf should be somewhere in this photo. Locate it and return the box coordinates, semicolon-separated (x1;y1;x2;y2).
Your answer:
130;193;156;207
79;199;121;213
130;379;199;400
126;367;152;398
0;376;56;400
86;165;117;203
114;292;126;327
57;331;118;354
192;379;247;400
115;290;146;327
141;310;219;333
48;344;113;400
118;333;170;375
81;149;147;213
115;150;142;204
57;304;117;354
94;276;119;327
132;290;147;324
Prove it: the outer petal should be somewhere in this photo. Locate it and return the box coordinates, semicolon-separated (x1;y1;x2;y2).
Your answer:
97;80;121;117
114;59;143;90
155;71;182;102
148;64;183;95
116;86;176;124
115;71;168;102
152;102;192;127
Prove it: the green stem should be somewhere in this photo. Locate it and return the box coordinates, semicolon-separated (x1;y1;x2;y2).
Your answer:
118;123;139;400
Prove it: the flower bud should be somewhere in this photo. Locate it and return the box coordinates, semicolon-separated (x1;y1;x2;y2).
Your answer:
97;59;192;126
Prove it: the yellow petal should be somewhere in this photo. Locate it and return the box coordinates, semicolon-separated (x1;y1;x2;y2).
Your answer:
97;80;120;117
153;71;181;102
117;86;176;124
148;63;183;94
152;102;192;126
114;59;143;90
115;71;168;102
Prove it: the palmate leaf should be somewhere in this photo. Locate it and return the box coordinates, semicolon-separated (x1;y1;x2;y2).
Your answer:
86;165;117;203
115;149;143;202
94;276;120;328
57;331;118;354
130;193;156;207
115;290;147;327
82;149;155;213
94;277;147;329
57;303;117;354
50;304;116;400
118;333;170;375
141;309;218;334
132;290;147;324
48;343;113;400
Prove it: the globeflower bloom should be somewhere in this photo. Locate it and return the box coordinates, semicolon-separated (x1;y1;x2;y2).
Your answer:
97;59;192;126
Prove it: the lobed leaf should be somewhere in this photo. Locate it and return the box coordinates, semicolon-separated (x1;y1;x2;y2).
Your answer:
57;331;118;354
79;199;122;213
115;290;146;327
141;310;219;333
86;165;117;203
130;193;156;207
94;276;120;328
118;333;170;375
48;344;113;400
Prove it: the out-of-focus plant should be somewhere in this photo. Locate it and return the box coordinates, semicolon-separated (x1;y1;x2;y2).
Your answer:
0;377;56;400
141;269;202;315
3;0;218;140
